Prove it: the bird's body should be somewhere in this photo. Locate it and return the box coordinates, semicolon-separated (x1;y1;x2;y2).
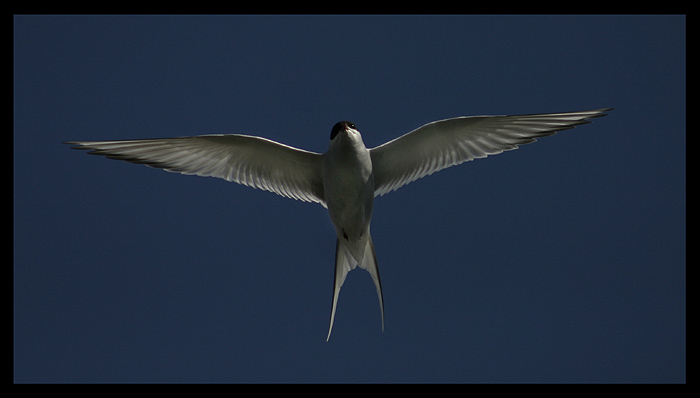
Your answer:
66;108;612;340
323;122;374;245
322;121;382;340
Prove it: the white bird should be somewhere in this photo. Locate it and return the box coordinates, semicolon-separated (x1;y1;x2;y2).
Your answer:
66;108;612;340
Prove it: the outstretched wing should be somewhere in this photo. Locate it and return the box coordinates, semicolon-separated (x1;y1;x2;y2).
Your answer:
370;108;612;196
66;134;326;206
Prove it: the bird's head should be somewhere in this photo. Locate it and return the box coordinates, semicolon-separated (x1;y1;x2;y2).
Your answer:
330;121;359;140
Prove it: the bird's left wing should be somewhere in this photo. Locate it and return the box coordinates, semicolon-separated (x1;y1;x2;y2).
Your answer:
66;134;326;206
370;108;612;197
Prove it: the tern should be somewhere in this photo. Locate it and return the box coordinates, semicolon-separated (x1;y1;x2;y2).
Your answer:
66;108;612;340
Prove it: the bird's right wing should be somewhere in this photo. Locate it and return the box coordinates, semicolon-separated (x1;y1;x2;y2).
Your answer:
370;108;612;197
66;134;326;206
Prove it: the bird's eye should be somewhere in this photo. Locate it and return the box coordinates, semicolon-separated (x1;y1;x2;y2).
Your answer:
348;122;356;129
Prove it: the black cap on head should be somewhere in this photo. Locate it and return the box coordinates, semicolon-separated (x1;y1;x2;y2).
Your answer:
330;121;356;140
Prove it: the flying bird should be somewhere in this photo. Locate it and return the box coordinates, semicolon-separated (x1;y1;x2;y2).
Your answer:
66;108;612;340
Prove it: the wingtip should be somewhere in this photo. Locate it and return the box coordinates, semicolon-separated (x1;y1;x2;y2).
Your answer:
591;108;614;117
63;141;83;149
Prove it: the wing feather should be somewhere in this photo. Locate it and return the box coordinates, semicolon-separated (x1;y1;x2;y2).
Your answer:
66;134;326;206
370;108;612;196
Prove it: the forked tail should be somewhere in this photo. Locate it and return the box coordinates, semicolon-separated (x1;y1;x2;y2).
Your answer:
327;234;384;341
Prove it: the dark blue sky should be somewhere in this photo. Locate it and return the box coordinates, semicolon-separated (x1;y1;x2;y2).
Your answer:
14;15;685;383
